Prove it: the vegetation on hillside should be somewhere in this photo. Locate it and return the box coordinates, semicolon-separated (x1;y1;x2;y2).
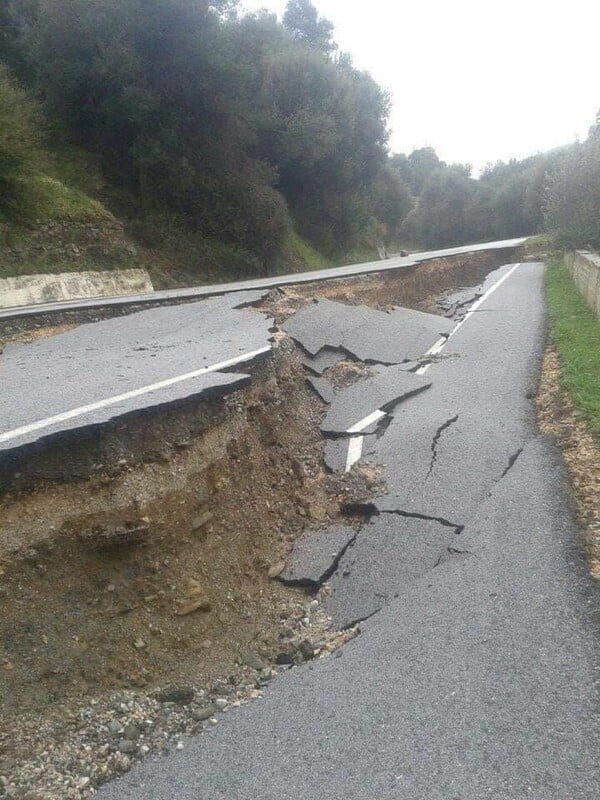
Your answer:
0;62;45;221
0;0;599;282
545;121;600;250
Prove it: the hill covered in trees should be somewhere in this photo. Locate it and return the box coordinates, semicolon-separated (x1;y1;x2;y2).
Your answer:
0;0;598;285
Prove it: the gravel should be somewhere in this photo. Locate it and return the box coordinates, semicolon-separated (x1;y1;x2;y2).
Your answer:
0;601;358;799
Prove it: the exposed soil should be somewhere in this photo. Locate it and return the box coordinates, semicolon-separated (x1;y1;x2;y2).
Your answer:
537;346;600;577
0;337;381;798
272;249;519;317
0;342;376;716
324;360;376;389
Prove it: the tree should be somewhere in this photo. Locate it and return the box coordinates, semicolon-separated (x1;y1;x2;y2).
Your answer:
264;45;388;253
544;136;600;248
401;165;475;248
372;164;413;247
283;0;335;55
2;0;394;272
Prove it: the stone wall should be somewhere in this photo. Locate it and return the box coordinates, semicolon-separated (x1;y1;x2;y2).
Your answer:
566;250;600;318
0;269;154;309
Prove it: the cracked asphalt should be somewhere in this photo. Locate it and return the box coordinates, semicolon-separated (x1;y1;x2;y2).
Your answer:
97;260;600;799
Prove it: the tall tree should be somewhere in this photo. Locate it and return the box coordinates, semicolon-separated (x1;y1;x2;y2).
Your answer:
283;0;335;55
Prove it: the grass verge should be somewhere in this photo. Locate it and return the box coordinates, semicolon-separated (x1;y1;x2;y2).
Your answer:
544;259;600;441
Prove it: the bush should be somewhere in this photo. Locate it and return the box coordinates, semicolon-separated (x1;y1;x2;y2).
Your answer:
0;64;46;220
544;136;600;249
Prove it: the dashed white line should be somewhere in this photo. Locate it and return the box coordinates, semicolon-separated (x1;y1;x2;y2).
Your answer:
343;263;522;471
0;345;271;446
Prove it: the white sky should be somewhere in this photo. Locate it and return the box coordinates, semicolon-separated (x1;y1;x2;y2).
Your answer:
240;0;599;171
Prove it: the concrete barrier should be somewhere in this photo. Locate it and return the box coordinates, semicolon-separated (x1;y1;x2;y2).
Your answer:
565;250;600;319
0;269;154;310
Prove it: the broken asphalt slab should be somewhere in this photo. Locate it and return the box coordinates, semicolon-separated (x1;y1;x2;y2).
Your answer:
320;365;432;435
324;513;458;629
306;376;336;405
301;347;346;375
278;525;357;589
0;371;252;455
283;298;453;364
323;438;353;473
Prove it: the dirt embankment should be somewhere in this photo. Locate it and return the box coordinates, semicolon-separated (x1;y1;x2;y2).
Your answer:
0;340;379;798
279;248;520;315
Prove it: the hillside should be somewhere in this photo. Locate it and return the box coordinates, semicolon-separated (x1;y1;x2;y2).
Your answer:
1;0;599;290
1;137;338;289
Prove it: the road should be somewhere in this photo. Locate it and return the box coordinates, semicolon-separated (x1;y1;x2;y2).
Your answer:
0;290;272;454
95;260;600;798
0;238;523;459
0;237;526;320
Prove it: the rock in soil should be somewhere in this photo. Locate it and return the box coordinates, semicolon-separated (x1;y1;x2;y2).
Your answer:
242;651;267;671
156;686;195;705
192;704;217;722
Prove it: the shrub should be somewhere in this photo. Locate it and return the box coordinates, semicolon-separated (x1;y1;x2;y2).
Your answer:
0;64;46;220
544;136;600;249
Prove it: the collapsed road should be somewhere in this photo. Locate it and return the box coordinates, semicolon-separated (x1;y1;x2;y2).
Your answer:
97;261;599;799
1;244;599;799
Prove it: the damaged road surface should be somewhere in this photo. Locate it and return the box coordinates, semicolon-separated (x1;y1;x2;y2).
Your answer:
0;290;272;455
97;260;600;800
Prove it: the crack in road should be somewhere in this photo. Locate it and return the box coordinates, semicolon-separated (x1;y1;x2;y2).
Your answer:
499;446;524;480
426;414;459;479
340;502;464;536
340;607;382;631
487;446;526;496
380;508;465;536
277;529;360;592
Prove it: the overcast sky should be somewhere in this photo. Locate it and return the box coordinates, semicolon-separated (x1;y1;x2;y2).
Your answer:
240;0;599;171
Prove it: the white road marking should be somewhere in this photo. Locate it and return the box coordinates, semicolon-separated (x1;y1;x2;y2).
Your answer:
346;409;387;435
343;263;522;471
345;435;367;473
0;345;271;445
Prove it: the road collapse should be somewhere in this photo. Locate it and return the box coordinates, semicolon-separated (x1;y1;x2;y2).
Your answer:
0;246;521;799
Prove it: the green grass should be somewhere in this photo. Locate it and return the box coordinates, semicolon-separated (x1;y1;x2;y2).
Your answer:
545;259;600;441
23;174;111;221
336;245;379;266
47;143;106;199
279;230;332;273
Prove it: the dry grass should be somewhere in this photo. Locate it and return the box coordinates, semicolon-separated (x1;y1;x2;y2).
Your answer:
537;347;600;578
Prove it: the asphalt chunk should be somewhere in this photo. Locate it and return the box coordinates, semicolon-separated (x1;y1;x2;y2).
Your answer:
284;298;453;364
279;525;357;589
321;366;432;435
325;514;456;629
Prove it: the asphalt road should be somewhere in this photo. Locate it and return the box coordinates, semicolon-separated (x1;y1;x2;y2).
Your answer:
0;290;272;454
97;261;600;798
0;237;526;320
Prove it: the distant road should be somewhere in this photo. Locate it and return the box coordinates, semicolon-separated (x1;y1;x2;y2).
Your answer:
0;237;527;321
